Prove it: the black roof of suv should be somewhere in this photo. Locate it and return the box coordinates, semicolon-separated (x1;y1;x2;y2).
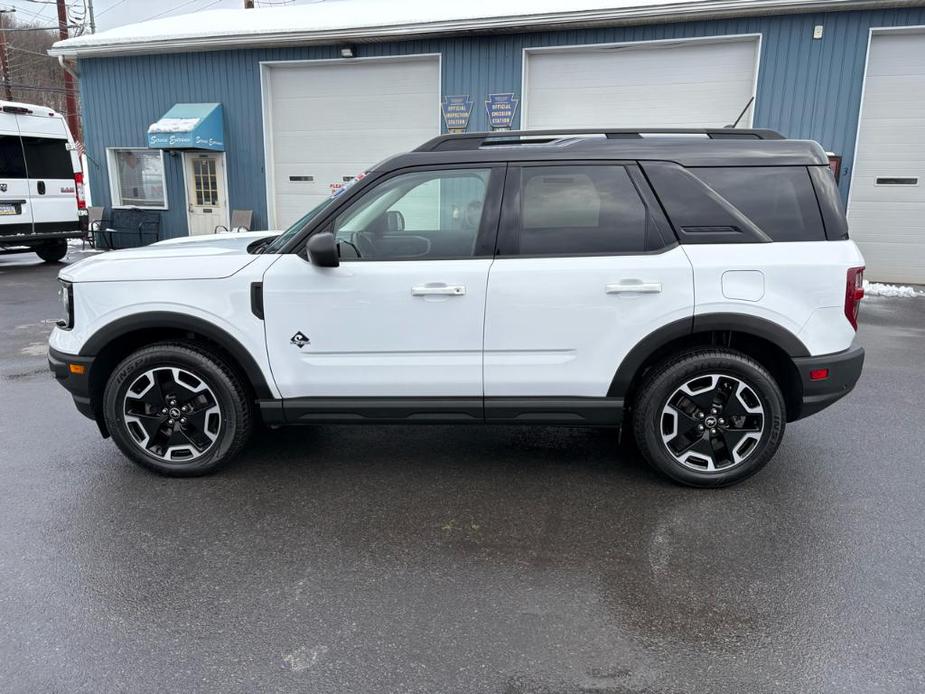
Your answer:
378;128;829;170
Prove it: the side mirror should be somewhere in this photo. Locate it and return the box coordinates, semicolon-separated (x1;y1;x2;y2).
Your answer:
306;232;339;267
386;210;405;232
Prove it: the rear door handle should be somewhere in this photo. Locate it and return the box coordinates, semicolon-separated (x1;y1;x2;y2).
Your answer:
411;284;466;296
606;281;662;294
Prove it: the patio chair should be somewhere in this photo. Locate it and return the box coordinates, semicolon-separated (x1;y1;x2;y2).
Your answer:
92;208;161;250
214;209;253;233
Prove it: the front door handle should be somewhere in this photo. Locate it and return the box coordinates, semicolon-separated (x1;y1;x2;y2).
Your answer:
606;281;662;294
411;284;466;296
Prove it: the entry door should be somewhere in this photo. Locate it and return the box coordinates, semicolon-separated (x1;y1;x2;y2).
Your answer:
262;166;503;399
483;164;693;398
184;152;227;235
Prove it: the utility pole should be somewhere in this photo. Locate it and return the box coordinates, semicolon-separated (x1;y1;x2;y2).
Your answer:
56;0;80;140
0;9;14;101
87;0;96;34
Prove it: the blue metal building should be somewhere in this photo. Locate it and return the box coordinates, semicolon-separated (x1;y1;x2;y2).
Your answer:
50;0;925;282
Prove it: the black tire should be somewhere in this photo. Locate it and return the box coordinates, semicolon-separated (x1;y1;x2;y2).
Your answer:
103;342;253;476
35;239;68;263
632;348;785;488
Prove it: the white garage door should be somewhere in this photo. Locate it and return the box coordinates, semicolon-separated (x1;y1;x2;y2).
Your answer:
264;56;440;228
847;30;925;284
524;37;759;130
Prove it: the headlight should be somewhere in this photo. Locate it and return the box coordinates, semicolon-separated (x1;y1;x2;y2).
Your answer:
57;280;73;329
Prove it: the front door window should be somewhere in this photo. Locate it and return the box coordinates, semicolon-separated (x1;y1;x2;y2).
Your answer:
331;168;493;260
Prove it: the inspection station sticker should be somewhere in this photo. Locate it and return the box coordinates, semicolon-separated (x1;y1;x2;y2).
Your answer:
441;95;474;133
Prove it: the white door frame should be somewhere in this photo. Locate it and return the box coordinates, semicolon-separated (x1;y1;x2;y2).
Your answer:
846;24;925;218
258;53;443;229
521;33;763;129
181;150;230;235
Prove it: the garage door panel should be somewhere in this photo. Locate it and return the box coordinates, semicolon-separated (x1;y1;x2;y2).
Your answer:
265;58;439;228
525;38;758;130
269;61;437;96
865;33;925;75
849;242;925;283
271;95;435;131
272;132;426;165
528;41;757;87
847;30;925;283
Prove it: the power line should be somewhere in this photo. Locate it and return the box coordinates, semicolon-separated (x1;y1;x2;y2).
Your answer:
0;23;78;30
95;0;128;18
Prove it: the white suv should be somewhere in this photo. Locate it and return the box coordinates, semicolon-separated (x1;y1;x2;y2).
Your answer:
48;129;865;487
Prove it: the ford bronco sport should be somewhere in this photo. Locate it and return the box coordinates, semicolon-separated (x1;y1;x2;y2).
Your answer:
48;129;865;487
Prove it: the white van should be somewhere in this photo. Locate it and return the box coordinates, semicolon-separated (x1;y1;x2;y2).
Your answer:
0;100;85;262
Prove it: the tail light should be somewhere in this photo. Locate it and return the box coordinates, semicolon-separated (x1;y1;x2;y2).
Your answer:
74;171;86;210
845;266;865;330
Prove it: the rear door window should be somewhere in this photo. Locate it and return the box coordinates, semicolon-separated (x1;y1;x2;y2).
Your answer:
0;135;26;179
506;165;660;256
22;137;73;180
690;166;825;242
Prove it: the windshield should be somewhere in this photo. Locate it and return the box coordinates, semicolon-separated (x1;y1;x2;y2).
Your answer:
263;171;369;253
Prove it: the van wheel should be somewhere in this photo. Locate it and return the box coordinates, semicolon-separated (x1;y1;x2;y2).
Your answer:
36;239;68;262
103;343;253;476
632;348;785;488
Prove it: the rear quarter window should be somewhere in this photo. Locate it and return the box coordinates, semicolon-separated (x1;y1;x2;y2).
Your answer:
690;166;825;242
0;135;26;178
22;137;73;180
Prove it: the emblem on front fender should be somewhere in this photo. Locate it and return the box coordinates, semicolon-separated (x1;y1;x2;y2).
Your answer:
290;332;310;349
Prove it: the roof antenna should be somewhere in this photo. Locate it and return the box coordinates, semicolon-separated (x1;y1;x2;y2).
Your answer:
725;96;755;129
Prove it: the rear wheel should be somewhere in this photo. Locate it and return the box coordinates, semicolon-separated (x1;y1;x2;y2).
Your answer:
36;239;67;262
632;348;785;487
103;343;253;476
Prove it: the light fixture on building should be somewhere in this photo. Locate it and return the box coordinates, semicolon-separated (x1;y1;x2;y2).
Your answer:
339;45;356;58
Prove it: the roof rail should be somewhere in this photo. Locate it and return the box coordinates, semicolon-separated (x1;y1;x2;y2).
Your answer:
415;128;786;152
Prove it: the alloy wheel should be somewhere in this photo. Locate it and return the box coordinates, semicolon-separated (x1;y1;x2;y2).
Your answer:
659;373;765;473
123;367;222;463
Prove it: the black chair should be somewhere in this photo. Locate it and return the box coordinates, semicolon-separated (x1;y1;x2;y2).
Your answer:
92;209;162;249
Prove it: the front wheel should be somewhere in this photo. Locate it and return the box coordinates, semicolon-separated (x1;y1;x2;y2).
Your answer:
103;343;253;476
632;348;785;487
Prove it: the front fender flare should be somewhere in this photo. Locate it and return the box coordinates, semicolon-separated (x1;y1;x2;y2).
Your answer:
80;311;274;399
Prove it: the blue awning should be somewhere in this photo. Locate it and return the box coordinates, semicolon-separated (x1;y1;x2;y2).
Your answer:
147;103;224;151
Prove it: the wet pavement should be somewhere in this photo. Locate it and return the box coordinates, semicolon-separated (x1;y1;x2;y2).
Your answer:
1;249;923;693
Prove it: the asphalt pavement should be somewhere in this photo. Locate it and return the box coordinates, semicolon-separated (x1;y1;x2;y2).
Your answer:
1;248;923;693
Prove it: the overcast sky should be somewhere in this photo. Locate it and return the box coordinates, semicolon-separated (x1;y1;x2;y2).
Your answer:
2;0;334;34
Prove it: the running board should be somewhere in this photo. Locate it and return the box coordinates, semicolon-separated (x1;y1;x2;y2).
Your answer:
258;397;624;426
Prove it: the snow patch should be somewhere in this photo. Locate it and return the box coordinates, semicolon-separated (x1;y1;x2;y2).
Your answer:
863;280;924;298
148;118;201;134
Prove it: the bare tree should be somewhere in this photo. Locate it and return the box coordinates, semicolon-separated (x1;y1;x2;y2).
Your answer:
2;13;77;129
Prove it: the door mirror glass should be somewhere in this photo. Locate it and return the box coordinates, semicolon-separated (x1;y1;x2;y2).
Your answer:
386;210;404;232
306;232;340;267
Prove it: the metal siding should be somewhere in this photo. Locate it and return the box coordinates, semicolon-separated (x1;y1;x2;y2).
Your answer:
78;7;925;238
